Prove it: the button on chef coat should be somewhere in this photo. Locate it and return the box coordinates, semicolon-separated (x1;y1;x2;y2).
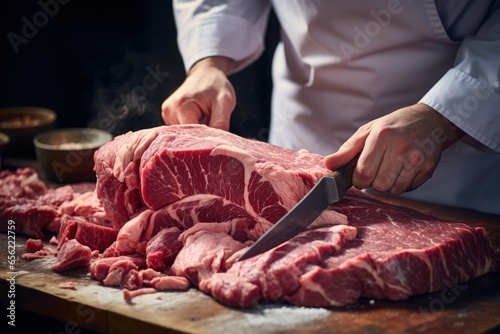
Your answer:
173;0;500;215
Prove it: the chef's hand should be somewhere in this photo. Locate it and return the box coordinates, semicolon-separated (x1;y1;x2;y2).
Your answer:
161;56;237;131
324;103;465;194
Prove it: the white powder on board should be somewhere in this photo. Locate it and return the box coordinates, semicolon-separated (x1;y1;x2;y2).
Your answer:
252;305;329;325
220;302;331;334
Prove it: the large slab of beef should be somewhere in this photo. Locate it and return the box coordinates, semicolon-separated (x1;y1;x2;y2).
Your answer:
200;190;499;307
93;124;340;232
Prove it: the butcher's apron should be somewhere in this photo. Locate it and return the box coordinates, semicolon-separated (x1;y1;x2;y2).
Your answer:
268;0;500;214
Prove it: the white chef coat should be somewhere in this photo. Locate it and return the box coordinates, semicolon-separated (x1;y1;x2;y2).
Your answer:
173;0;500;215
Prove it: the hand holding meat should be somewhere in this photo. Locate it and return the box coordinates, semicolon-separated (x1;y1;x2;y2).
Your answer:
324;103;465;195
161;57;236;131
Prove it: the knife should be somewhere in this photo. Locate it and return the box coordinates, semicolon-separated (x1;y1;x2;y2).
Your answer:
236;155;359;262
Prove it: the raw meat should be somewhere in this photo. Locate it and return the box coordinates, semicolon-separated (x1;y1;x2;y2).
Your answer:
93;127;164;229
171;222;247;285
0;168;47;198
145;227;183;271
122;269;190;302
0;169;62;237
22;239;56;260
145;194;267;242
25;238;44;253
287;191;500;307
57;190;110;227
0;168;111;238
0;197;57;238
106;194;269;259
149;275;190;291
122;269;190;301
94;124;336;232
102;259;143;290
89;255;147;282
201;190;500;307
200;224;358;307
123;288;157;302
130;268;190;291
51;239;92;272
57;214;118;252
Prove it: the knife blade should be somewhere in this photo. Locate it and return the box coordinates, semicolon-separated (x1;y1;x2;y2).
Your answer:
236;155;359;262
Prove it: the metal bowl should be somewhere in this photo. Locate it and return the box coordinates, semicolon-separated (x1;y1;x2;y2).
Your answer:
34;128;113;183
0;106;57;158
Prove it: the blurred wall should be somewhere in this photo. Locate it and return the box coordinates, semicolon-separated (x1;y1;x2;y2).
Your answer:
1;0;279;140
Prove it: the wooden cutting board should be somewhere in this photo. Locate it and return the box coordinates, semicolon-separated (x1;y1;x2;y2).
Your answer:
1;193;500;334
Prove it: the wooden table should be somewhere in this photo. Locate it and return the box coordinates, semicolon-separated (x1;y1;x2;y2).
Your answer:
1;160;500;333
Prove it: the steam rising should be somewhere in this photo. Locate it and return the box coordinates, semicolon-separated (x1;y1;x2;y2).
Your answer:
84;50;167;136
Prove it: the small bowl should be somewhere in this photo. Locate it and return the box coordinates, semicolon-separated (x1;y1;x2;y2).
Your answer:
34;128;113;183
0;106;57;158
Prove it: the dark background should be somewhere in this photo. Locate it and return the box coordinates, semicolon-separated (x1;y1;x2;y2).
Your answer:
1;0;279;141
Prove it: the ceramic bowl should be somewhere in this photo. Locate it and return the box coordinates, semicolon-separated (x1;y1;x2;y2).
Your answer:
34;128;113;183
0;106;57;158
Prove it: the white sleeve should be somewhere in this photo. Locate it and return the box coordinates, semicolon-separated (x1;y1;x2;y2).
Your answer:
173;0;272;74
420;5;500;153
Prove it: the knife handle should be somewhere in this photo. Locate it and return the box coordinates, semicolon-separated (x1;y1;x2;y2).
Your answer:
329;154;359;189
